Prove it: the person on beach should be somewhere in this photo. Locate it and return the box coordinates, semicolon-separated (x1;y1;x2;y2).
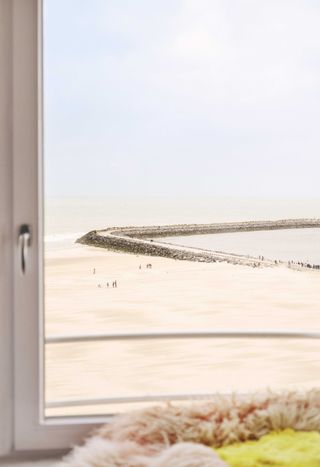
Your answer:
93;268;96;274
115;280;118;288
107;282;109;288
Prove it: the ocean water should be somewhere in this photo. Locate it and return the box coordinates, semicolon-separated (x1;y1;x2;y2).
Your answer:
45;196;320;257
164;228;320;265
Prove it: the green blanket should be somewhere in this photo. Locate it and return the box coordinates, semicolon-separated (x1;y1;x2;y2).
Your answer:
216;429;320;466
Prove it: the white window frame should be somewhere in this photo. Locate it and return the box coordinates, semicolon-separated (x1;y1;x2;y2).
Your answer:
0;0;14;457
1;0;319;457
6;0;102;455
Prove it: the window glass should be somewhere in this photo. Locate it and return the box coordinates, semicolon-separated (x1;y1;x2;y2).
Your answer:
44;0;320;418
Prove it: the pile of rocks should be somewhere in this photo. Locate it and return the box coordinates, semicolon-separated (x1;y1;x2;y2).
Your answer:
76;218;320;268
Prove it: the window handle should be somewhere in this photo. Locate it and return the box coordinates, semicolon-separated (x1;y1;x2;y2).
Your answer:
18;224;31;275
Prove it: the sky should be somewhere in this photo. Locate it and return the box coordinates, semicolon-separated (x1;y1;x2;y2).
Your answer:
44;0;320;197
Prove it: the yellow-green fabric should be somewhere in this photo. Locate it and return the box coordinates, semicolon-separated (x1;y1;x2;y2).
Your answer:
216;429;320;466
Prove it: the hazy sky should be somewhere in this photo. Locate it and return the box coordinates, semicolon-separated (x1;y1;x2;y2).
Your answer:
44;0;320;197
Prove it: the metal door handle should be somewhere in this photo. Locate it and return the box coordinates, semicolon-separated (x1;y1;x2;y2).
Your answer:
18;224;31;275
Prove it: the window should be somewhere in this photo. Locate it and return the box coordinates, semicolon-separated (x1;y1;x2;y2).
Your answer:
2;0;320;456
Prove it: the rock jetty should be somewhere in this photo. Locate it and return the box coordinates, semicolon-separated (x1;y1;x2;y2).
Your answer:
76;218;320;268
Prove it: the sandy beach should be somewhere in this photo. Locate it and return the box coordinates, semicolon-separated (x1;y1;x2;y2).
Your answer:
45;244;320;417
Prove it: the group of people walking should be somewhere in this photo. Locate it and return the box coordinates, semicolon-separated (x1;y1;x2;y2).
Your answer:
93;269;118;288
97;281;117;288
258;259;320;270
139;263;153;269
288;260;320;270
94;260;155;290
251;257;320;270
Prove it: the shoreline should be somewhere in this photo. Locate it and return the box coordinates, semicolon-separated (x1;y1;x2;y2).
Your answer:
76;218;320;269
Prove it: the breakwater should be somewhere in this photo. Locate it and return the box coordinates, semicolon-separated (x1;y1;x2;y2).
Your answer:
76;218;320;268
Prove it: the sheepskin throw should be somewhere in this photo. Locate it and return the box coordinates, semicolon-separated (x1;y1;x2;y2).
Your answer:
57;390;320;466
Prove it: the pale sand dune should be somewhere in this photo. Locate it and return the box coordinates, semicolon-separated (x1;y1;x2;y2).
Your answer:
45;244;320;417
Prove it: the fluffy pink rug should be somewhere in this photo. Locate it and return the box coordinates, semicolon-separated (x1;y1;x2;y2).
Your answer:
57;390;320;466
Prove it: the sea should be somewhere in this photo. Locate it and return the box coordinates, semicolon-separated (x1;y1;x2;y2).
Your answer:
45;196;320;263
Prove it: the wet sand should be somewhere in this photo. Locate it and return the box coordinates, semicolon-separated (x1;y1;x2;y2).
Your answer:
45;244;320;417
